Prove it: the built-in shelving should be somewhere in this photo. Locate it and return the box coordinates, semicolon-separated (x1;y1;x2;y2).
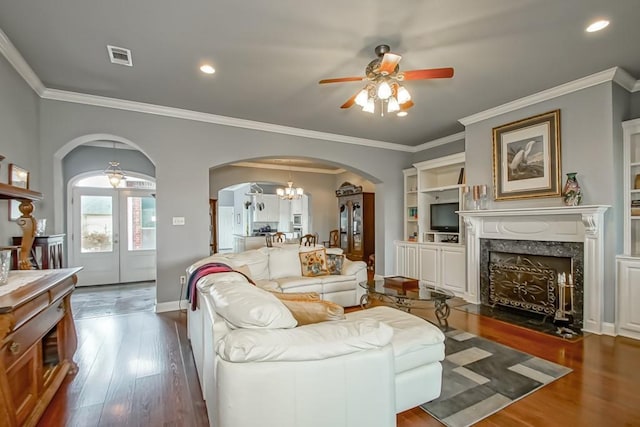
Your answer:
617;118;640;340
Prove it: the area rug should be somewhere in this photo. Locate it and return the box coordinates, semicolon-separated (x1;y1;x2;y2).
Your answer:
420;328;571;427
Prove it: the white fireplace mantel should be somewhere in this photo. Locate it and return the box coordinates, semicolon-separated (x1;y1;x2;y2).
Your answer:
459;205;610;334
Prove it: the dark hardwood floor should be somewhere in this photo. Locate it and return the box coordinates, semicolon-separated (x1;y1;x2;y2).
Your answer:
38;286;640;426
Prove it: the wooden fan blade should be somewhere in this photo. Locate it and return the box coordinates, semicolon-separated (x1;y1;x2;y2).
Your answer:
378;52;402;75
400;100;414;111
340;92;359;109
319;76;365;84
402;67;454;80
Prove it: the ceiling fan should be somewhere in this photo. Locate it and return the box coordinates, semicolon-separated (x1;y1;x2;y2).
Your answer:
319;44;454;116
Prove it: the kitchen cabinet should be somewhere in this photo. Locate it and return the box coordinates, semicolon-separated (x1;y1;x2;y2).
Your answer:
253;194;280;222
290;198;303;215
337;186;374;261
278;199;291;232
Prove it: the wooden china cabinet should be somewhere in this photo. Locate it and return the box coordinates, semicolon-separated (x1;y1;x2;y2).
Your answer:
0;182;80;426
336;183;375;262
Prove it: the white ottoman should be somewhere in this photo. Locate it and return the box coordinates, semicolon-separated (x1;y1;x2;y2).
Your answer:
345;306;445;412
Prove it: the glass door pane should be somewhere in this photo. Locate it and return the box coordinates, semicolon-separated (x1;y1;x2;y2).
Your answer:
80;195;113;253
339;203;349;250
352;201;362;253
127;196;157;250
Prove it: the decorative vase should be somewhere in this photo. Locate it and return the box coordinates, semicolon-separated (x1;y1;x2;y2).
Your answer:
562;172;582;206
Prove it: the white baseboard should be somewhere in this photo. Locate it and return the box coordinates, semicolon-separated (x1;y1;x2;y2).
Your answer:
155;299;188;313
601;322;617;336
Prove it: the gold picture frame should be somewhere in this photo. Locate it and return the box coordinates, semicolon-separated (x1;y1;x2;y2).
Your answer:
492;110;561;200
9;163;30;220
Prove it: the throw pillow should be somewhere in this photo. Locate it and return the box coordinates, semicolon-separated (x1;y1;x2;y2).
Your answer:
299;249;329;277
279;299;345;325
208;281;297;329
267;246;303;279
326;253;345;275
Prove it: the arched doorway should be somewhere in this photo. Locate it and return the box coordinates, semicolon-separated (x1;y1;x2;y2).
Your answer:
68;172;156;286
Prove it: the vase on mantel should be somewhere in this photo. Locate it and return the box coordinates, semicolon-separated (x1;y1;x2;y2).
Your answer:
562;172;582;206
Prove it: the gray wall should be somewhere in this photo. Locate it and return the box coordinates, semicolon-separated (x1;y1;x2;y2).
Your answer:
38;99;409;304
0;54;40;245
463;82;623;323
631;90;640;118
411;138;466;165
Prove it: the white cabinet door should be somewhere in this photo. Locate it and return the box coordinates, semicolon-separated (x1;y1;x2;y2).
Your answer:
441;246;466;292
278;199;291;232
617;257;640;340
395;242;418;278
395;242;407;276
406;244;418;278
291;198;303;215
418;245;438;286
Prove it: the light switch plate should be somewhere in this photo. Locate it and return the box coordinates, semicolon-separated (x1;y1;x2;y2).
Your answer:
172;216;185;225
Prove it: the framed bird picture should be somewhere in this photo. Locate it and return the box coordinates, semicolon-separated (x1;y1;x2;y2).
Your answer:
492;109;561;200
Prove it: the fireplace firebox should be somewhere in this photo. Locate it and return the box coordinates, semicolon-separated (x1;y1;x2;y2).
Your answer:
480;238;583;333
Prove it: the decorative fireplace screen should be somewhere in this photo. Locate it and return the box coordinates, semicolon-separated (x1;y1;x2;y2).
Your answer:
488;254;560;316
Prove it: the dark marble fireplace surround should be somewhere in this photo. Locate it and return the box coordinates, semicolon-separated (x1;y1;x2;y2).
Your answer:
480;238;584;331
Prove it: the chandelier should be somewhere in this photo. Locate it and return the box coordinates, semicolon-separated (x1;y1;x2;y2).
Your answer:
277;180;303;200
354;79;411;116
104;142;126;188
277;169;303;200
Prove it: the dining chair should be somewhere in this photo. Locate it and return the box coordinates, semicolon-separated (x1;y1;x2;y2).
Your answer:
300;233;317;246
274;232;286;243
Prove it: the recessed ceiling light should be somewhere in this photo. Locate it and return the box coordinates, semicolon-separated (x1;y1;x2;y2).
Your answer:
586;19;609;33
200;64;215;74
397;111;408;117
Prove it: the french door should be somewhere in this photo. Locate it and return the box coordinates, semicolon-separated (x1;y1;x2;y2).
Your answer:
70;187;156;286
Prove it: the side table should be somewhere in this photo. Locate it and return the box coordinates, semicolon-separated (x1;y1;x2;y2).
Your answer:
11;234;65;270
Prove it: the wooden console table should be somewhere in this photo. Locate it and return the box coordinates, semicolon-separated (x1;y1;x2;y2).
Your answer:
11;235;65;270
0;268;80;426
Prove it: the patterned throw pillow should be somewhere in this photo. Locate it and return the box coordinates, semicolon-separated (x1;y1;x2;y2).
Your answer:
299;249;329;277
326;253;345;275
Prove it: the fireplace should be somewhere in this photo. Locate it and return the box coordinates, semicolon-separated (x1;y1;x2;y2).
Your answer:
459;205;609;334
480;238;583;332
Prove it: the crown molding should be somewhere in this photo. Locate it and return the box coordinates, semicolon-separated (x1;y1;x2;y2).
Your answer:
459;67;637;126
412;131;465;152
0;27;45;95
633;80;640;93
40;88;414;153
231;161;346;175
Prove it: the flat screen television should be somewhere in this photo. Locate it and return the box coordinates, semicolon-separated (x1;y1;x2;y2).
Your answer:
430;202;459;232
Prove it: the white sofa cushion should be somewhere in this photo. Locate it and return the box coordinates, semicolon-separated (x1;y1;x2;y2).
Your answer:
208;280;297;329
346;306;445;373
268;246;302;279
230;249;270;280
217;319;393;362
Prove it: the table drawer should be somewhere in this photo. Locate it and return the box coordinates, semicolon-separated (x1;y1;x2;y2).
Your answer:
49;278;74;303
2;300;65;369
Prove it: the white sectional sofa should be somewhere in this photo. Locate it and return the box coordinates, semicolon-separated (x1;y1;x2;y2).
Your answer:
186;252;446;427
188;244;368;307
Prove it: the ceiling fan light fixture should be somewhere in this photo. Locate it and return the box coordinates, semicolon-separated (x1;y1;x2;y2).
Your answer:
397;86;411;104
377;80;392;100
387;96;400;113
355;89;369;107
363;98;375;113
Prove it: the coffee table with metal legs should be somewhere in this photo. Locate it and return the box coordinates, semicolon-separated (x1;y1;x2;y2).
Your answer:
359;278;455;328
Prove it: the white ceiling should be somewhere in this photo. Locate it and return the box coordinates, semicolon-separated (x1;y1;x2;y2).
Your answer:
0;0;639;147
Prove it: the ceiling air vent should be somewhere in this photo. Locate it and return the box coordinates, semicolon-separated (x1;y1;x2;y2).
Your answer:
107;45;133;67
